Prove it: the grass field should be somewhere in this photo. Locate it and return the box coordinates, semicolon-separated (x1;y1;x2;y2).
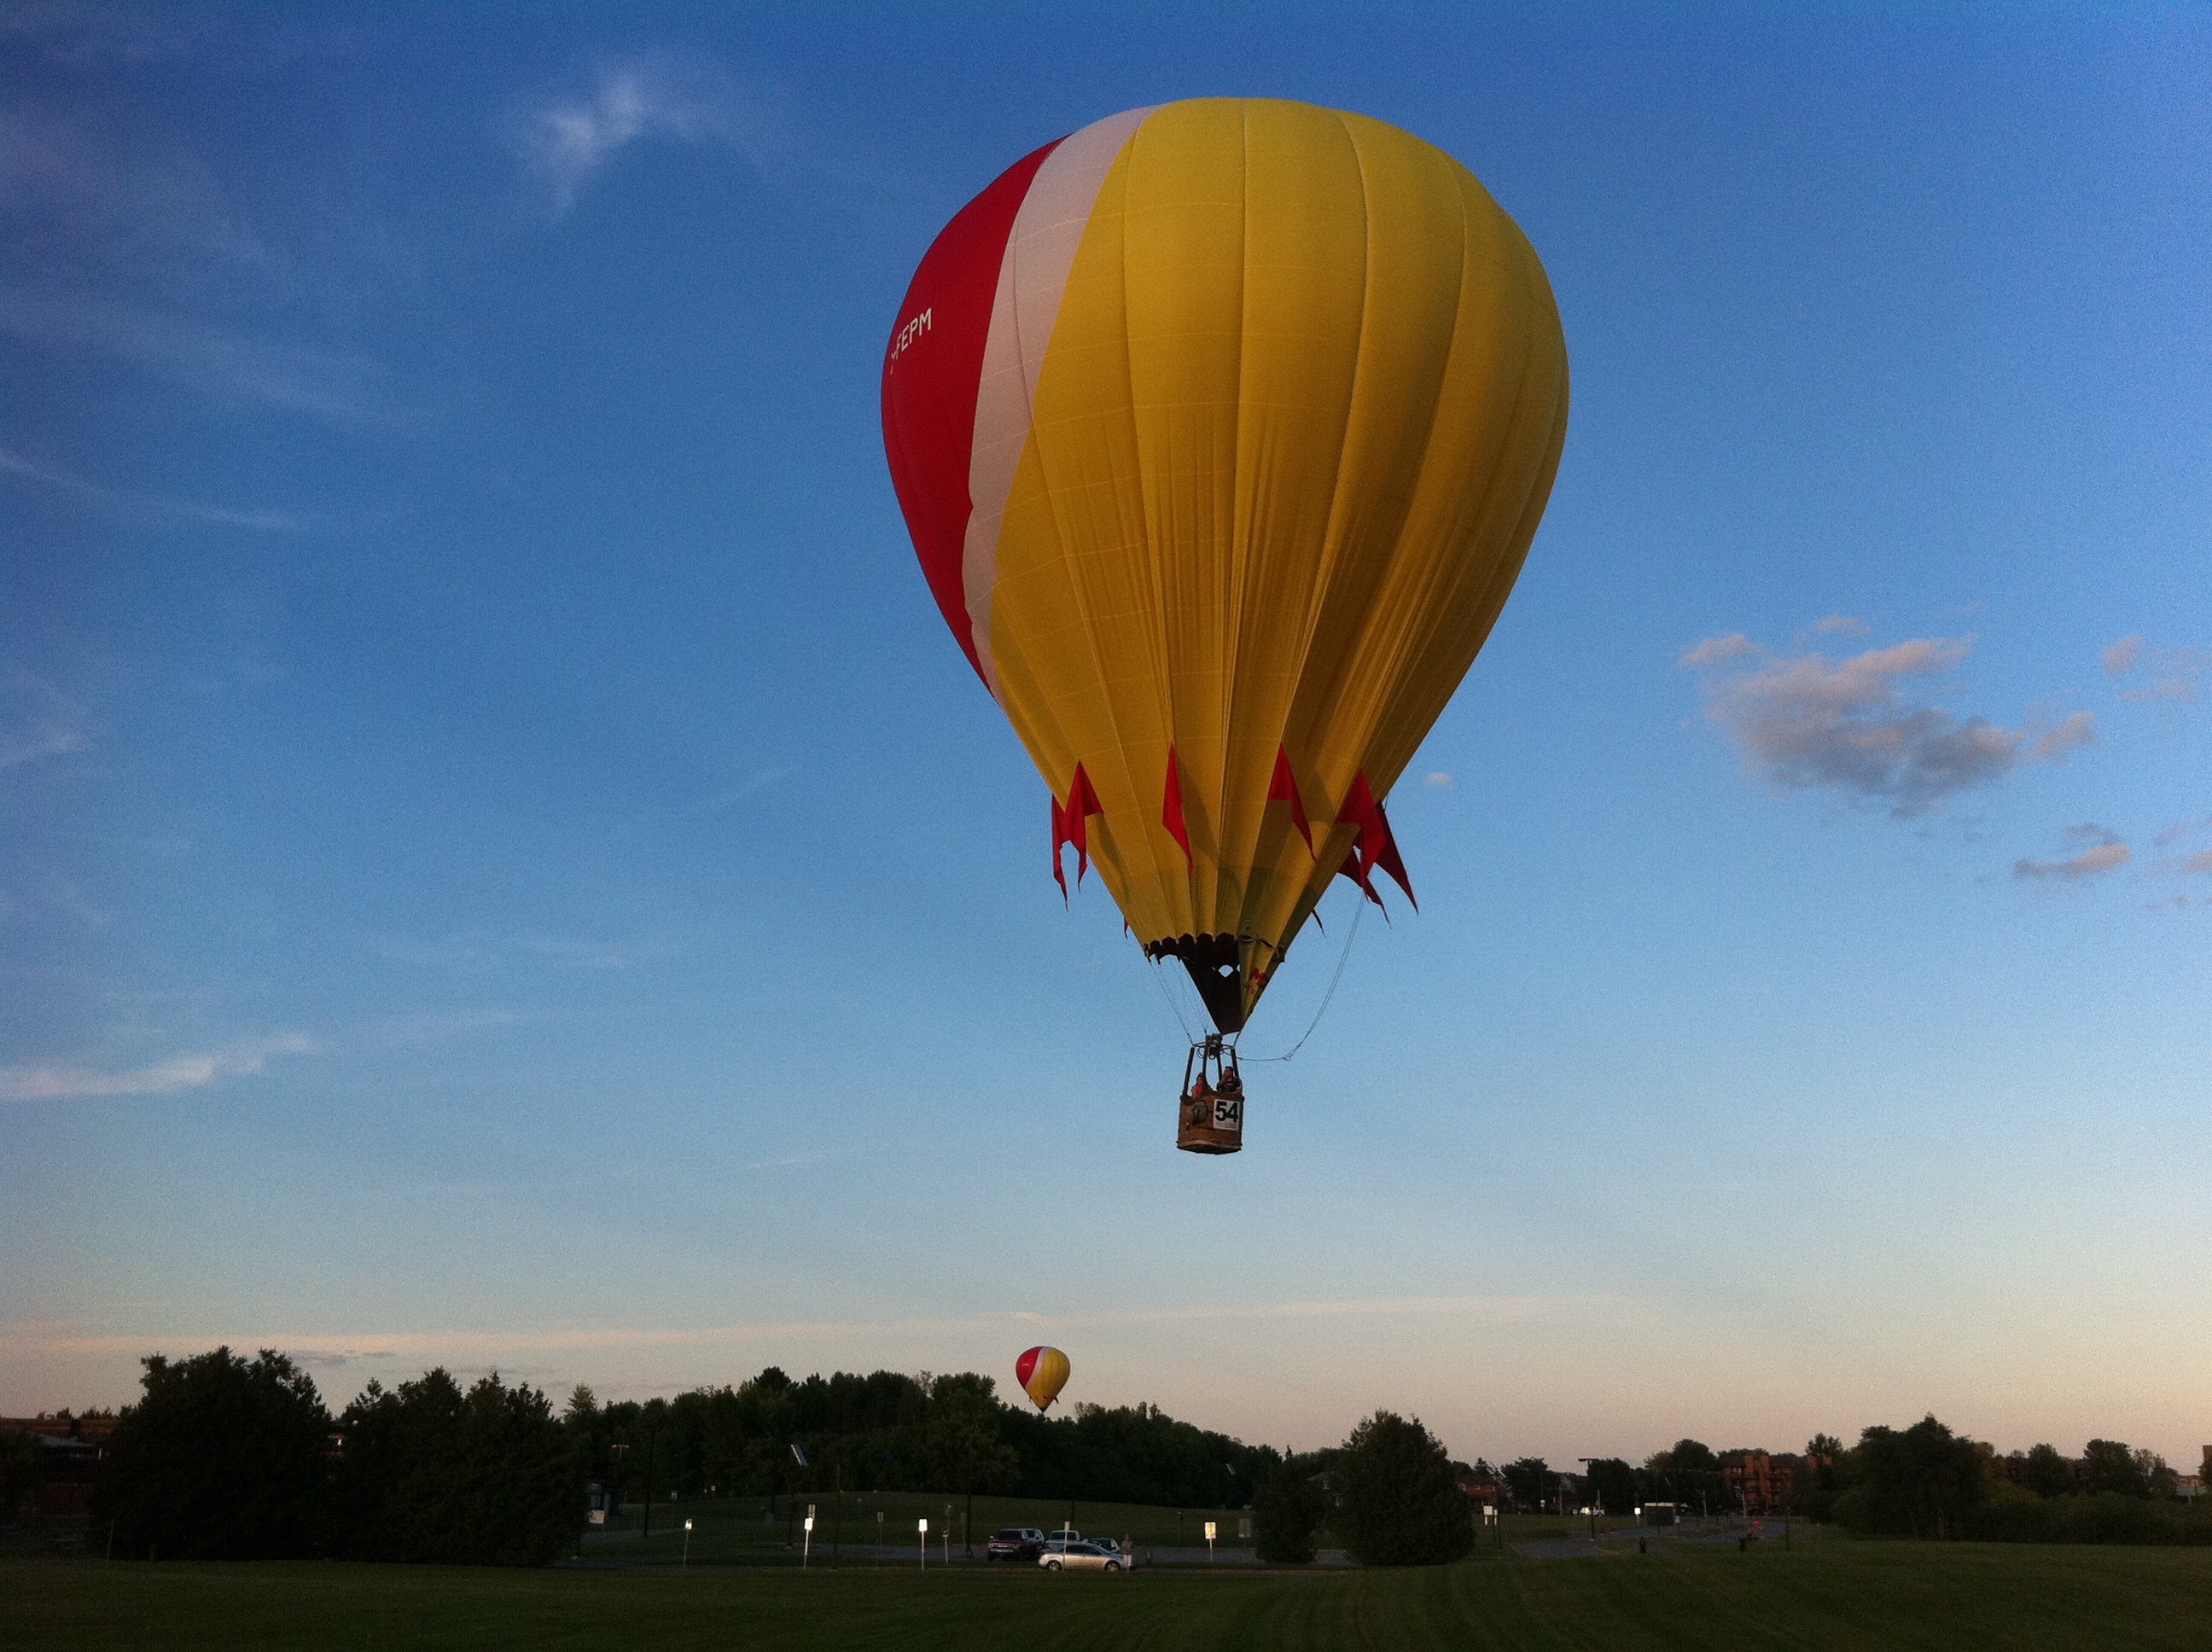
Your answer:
578;1487;1644;1564
583;1486;1274;1562
10;1538;2211;1649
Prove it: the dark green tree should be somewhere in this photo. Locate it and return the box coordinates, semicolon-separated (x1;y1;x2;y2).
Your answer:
1648;1439;1723;1515
1334;1411;1474;1566
1500;1457;1551;1512
1252;1452;1329;1563
335;1368;579;1565
0;1427;42;1524
1586;1457;1638;1515
2019;1443;2076;1498
1796;1434;1844;1521
90;1347;332;1560
2079;1440;2149;1498
919;1374;1017;1549
1834;1415;1985;1539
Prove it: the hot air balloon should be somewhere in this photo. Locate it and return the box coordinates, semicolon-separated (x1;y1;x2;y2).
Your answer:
1016;1345;1071;1411
882;99;1568;1152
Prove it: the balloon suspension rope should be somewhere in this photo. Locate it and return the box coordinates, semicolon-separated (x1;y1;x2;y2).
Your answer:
1149;952;1200;1043
1242;894;1365;1064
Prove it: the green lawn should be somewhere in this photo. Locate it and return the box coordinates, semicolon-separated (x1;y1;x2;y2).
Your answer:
585;1487;1646;1564
10;1539;2212;1649
589;1486;1262;1561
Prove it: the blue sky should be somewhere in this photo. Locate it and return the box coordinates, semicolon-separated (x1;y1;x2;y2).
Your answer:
5;3;2209;1469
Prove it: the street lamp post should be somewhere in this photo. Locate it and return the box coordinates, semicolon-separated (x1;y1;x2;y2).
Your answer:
682;1518;693;1569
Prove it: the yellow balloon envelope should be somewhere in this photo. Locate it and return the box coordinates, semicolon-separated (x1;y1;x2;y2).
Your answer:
1016;1345;1070;1411
883;98;1568;1032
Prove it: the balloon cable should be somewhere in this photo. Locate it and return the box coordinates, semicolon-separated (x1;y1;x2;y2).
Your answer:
1149;955;1199;1043
1242;895;1365;1064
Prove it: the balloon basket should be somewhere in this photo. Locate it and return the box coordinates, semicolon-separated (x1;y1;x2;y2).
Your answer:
1176;1034;1244;1155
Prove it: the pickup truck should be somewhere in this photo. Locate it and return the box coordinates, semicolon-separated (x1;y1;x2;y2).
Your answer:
986;1526;1046;1562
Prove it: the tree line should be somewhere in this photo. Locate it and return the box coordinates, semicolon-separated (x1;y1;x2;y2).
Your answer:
566;1364;1273;1513
1468;1420;2211;1546
32;1352;2209;1566
1803;1416;2211;1545
64;1348;1283;1565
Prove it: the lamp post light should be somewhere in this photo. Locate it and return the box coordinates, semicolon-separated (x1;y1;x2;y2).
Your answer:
682;1518;693;1569
917;1516;928;1572
803;1509;814;1568
1577;1459;1599;1541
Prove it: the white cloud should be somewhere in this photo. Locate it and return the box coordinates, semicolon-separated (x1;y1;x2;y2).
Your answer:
691;764;793;812
0;106;394;421
511;57;777;215
0;289;389;420
2177;851;2212;876
2122;648;2208;704
1684;631;2094;817
12;1293;1598;1361
2101;632;2206;701
1812;615;1870;636
2014;842;2130;881
1678;632;1761;667
0;445;300;530
2;667;91;768
0;1033;317;1101
375;930;648;974
1423;771;1452;788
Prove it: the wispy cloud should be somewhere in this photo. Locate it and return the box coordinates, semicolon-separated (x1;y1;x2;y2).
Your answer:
1678;631;1761;667
0;290;390;420
1;667;92;768
3;7;360;72
0;1033;317;1102
2103;631;2207;701
510;56;780;215
2;5;224;67
1422;771;1452;789
12;1294;1598;1360
1;104;393;421
691;765;792;813
2014;824;2131;882
375;930;652;974
0;445;301;530
2122;649;2206;703
1683;630;2093;817
1812;614;1870;637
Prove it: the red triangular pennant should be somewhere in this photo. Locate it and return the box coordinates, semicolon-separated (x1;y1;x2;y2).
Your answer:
1050;796;1069;905
1268;745;1313;853
1335;771;1416;910
1162;747;1190;862
1064;763;1103;885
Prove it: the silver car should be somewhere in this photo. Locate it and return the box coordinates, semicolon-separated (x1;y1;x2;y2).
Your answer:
1039;1539;1124;1573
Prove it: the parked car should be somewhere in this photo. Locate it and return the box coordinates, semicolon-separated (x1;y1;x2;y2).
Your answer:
1040;1539;1124;1573
987;1527;1046;1562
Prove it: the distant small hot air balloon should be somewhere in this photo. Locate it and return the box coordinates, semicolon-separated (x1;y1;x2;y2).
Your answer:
882;98;1568;1152
1016;1345;1070;1411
